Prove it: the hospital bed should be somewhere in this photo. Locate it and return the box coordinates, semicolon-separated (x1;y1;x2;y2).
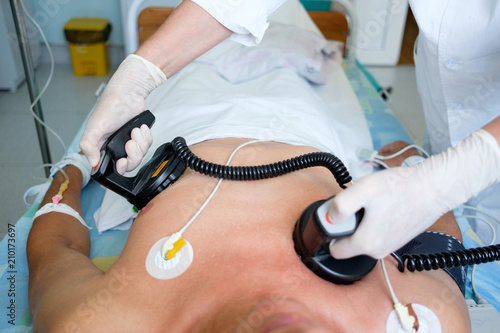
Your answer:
1;0;499;331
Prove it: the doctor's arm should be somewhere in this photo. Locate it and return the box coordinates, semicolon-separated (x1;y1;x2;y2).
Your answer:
328;115;500;259
79;0;233;174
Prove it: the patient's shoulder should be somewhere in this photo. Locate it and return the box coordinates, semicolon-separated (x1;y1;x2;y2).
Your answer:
31;269;151;333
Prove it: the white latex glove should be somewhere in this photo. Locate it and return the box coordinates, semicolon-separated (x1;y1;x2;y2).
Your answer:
79;54;166;174
329;129;500;259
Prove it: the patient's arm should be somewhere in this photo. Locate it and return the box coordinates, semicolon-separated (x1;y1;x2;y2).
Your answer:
136;0;232;78
27;165;103;328
377;141;420;166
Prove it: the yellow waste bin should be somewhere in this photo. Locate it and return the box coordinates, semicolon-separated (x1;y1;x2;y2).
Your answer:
64;18;111;76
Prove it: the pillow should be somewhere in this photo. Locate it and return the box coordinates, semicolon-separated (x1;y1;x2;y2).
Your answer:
195;22;342;84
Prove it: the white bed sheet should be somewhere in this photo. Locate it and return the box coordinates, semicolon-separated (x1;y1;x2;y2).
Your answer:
143;58;372;175
137;0;372;179
97;0;372;232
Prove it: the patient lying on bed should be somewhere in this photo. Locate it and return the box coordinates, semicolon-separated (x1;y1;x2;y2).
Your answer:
27;138;470;332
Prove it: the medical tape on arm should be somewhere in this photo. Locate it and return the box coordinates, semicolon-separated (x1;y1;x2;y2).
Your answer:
33;203;91;229
402;155;426;167
50;153;92;187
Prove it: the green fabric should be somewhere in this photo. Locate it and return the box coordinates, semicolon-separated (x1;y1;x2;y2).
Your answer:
299;0;331;11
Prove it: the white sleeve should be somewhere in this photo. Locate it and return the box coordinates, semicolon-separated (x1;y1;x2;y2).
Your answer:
190;0;287;46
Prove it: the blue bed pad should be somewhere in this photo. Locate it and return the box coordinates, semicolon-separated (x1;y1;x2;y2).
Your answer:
343;61;413;151
0;61;497;331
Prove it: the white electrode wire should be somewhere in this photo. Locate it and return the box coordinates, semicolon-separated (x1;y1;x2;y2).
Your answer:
375;144;429;160
470;265;484;304
459;205;500;240
454;215;496;245
21;0;67;156
371;159;391;169
179;139;262;235
381;258;416;333
380;258;399;304
161;139;262;259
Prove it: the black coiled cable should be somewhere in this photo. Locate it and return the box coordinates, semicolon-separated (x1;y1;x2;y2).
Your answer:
171;136;500;274
394;244;500;272
171;137;352;189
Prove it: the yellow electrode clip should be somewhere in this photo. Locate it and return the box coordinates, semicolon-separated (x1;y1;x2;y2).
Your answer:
166;238;186;260
161;232;186;260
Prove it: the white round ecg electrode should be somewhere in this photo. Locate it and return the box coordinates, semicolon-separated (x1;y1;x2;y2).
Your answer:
386;304;441;333
145;236;193;280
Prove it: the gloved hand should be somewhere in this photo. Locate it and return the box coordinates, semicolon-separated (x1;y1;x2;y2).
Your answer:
79;54;166;174
329;129;500;259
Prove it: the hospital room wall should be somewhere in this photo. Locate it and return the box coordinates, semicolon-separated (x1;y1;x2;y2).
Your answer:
28;0;411;67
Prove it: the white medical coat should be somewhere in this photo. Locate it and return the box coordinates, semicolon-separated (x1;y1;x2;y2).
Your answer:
410;0;500;238
191;0;287;46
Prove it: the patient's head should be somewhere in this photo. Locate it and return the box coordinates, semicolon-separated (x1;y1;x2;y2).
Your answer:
226;298;328;333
